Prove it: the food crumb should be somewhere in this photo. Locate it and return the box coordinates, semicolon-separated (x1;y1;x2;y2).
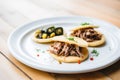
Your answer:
36;48;41;52
90;57;94;61
42;51;45;53
37;54;40;57
58;61;62;64
78;60;81;64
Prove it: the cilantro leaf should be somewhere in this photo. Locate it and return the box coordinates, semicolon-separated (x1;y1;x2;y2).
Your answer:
91;49;99;57
81;22;90;25
36;49;41;52
67;37;75;41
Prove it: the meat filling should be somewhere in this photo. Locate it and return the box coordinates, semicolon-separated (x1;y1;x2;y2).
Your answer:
72;28;102;42
49;41;83;57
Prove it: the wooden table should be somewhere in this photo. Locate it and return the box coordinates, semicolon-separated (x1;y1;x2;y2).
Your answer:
0;0;120;80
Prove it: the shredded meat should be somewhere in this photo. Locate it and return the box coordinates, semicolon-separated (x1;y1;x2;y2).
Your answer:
49;42;82;57
72;28;102;42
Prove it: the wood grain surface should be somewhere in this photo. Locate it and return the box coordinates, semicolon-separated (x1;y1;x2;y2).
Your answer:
0;0;120;80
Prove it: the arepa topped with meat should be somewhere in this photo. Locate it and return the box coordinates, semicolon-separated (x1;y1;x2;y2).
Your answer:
71;25;105;46
48;36;88;63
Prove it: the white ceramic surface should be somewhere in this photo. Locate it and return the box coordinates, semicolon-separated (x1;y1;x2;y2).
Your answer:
8;16;120;74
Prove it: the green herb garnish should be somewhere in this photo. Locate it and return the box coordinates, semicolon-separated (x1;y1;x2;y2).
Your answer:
42;51;45;53
67;37;75;41
81;22;90;25
67;37;78;43
91;49;99;56
36;49;41;52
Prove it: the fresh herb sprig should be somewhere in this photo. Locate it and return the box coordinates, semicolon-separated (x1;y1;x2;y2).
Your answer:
91;49;99;57
67;37;78;43
81;22;90;26
36;49;41;52
67;37;75;41
36;48;45;53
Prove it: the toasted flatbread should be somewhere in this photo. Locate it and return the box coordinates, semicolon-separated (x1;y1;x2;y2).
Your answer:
32;30;53;43
51;36;88;47
87;32;105;46
48;36;89;63
48;47;88;63
32;29;67;43
71;25;105;46
71;25;98;31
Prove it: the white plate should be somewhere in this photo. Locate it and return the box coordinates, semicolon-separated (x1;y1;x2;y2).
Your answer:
8;16;120;74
